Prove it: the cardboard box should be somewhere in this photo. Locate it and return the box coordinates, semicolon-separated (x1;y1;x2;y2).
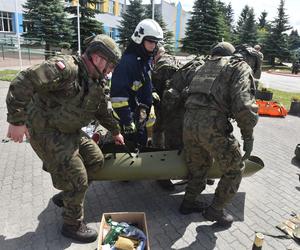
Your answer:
98;212;150;250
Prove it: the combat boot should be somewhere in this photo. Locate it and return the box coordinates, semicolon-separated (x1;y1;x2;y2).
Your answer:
61;221;98;243
203;206;234;226
179;200;208;215
52;192;64;208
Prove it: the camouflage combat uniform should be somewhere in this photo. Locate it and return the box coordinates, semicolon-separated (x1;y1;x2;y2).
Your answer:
182;55;258;209
6;55;120;225
236;45;262;79
161;56;205;149
151;53;180;148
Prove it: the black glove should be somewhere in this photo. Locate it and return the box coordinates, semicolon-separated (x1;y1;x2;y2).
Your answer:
123;122;136;135
242;138;254;161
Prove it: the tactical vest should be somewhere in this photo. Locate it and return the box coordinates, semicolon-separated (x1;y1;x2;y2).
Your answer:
189;56;230;96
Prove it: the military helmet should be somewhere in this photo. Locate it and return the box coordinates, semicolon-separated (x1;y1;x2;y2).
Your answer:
84;34;121;65
211;42;235;56
254;44;261;51
131;19;163;44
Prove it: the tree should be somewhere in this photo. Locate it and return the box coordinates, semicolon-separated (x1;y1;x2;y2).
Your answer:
258;11;268;29
182;0;222;55
288;29;300;61
264;0;292;65
216;1;234;42
118;0;146;49
145;2;174;53
65;0;104;53
288;29;300;50
235;5;257;45
22;0;73;59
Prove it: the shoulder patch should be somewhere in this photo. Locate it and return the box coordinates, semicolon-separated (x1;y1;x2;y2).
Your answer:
56;61;66;70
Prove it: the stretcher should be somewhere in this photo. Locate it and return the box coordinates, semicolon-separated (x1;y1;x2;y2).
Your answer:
89;144;264;181
256;100;287;117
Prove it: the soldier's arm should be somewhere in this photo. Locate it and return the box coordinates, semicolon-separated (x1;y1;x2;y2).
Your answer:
230;61;259;139
6;70;34;125
27;55;77;92
254;56;262;79
6;56;76;125
110;57;135;126
95;96;120;136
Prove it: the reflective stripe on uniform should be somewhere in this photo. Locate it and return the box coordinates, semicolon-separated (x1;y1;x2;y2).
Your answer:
112;110;121;121
111;97;129;108
112;101;129;108
131;80;143;91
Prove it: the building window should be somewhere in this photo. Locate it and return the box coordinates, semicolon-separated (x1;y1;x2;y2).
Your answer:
119;3;123;16
95;2;101;11
108;0;114;14
0;12;13;32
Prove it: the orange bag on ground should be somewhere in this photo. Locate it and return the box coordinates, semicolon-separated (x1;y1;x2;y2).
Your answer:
256;100;288;117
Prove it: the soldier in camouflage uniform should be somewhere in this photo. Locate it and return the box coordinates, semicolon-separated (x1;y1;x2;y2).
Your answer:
151;44;180;190
235;44;263;88
6;34;124;243
162;56;206;149
179;42;258;226
151;45;180;149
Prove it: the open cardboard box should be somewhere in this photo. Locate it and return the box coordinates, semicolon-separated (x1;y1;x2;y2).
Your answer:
98;212;150;250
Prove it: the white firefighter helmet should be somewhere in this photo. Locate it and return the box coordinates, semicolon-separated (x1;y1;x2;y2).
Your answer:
131;19;163;44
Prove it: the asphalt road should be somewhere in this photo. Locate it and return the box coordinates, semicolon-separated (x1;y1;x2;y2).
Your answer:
260;72;300;93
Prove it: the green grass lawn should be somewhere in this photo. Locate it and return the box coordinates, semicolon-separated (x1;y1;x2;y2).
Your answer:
268;88;300;109
0;70;19;81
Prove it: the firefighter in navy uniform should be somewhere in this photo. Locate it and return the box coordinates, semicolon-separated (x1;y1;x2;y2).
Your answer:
110;19;163;147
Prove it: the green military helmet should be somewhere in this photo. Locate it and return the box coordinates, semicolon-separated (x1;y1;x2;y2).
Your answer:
84;34;121;65
211;42;235;56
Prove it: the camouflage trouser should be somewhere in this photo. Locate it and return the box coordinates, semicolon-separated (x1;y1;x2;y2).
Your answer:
29;129;104;225
153;106;184;150
183;109;245;210
164;112;183;150
152;105;165;148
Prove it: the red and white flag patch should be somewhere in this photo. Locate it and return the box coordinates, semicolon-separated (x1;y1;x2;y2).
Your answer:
56;61;66;70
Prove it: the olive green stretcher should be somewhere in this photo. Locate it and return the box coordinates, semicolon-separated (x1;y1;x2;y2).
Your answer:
90;150;264;181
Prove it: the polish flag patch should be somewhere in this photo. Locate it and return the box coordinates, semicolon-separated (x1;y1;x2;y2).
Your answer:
56;61;66;70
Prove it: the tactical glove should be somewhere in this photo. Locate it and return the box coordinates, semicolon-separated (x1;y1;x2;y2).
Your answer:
123;122;136;135
242;138;254;161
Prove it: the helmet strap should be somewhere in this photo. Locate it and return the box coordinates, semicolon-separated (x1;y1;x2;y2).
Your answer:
90;55;104;80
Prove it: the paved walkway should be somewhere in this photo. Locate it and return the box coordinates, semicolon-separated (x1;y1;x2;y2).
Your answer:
0;81;300;250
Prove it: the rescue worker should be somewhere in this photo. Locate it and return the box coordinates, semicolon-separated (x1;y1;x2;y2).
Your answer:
254;44;264;61
151;43;180;190
110;19;163;147
292;60;300;74
6;34;124;243
162;56;206;149
235;44;262;87
151;43;180;149
179;42;258;227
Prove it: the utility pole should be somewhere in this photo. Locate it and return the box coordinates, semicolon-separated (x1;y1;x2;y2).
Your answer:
77;1;81;55
152;0;155;20
15;0;22;70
